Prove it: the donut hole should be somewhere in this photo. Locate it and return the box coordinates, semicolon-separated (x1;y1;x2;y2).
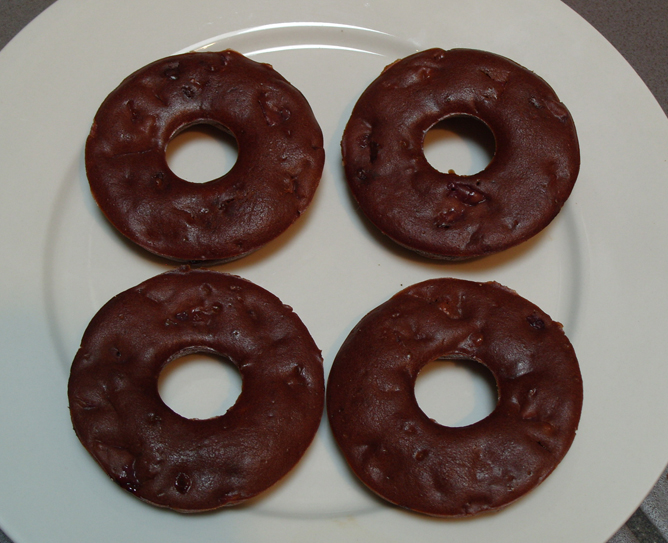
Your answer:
158;351;242;419
423;115;496;176
414;357;498;427
165;122;238;183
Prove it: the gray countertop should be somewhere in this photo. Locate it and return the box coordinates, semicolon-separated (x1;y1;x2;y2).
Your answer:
1;1;667;542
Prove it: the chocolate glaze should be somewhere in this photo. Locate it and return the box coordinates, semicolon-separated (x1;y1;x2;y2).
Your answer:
86;50;324;262
341;48;580;259
68;268;325;512
327;278;582;517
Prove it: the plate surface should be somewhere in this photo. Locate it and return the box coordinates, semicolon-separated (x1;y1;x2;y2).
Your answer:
2;0;668;542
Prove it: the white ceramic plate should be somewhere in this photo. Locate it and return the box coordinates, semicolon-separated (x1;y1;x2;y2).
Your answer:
2;0;668;541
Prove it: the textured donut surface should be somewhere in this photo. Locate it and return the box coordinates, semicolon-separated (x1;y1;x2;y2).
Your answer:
86;50;324;262
341;48;580;259
327;278;582;517
68;268;325;512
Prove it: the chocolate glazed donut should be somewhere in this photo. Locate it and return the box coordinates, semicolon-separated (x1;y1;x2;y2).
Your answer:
86;50;325;262
68;268;325;512
341;48;580;259
327;278;582;517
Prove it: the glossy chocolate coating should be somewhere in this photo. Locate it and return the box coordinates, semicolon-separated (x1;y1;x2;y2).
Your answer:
327;278;582;517
68;268;325;512
86;50;324;262
341;48;580;259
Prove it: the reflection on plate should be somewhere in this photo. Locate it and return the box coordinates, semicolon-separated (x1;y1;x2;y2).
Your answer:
2;1;668;542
